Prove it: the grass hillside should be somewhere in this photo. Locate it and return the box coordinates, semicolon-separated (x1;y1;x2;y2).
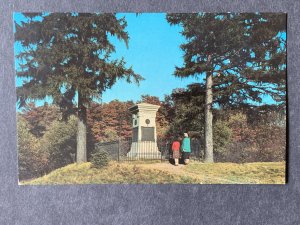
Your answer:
21;161;286;185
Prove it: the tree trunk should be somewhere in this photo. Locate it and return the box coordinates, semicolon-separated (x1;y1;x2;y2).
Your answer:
204;70;214;163
76;91;87;163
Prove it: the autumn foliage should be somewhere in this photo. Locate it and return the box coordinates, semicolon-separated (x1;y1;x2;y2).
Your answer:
87;100;134;142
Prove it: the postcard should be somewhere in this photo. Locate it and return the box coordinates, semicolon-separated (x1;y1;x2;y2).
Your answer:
14;12;286;184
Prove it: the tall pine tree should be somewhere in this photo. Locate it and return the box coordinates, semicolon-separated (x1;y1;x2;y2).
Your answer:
15;13;143;163
167;13;286;162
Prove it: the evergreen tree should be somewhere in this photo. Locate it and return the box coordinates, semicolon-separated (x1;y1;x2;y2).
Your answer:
165;84;206;139
167;13;286;162
15;13;143;163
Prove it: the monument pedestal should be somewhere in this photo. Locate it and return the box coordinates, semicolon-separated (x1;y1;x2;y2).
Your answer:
128;141;161;159
127;103;161;159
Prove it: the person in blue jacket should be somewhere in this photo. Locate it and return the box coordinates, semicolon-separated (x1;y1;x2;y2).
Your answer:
181;133;191;165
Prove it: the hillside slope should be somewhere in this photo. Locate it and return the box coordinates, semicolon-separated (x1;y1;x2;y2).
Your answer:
21;161;286;185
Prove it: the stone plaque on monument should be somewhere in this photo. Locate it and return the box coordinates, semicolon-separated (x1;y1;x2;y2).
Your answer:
127;103;161;159
141;127;155;141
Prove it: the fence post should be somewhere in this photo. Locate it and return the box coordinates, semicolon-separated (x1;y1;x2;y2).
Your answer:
161;150;163;163
118;138;120;162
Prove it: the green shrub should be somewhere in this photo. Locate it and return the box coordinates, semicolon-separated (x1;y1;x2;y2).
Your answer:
213;119;232;159
39;116;78;171
91;150;110;168
17;116;47;180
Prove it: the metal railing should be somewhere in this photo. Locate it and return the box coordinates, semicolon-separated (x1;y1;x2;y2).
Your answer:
94;137;203;161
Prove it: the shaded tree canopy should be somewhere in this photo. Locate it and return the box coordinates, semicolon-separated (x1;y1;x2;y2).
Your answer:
167;13;286;109
165;83;206;138
15;13;143;116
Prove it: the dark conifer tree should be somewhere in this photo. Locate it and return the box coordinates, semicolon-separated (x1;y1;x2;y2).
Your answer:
167;13;286;162
15;13;143;163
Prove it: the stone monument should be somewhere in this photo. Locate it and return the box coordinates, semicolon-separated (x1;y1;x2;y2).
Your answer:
127;103;161;159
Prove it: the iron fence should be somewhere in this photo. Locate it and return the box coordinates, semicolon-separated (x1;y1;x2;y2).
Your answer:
94;137;203;161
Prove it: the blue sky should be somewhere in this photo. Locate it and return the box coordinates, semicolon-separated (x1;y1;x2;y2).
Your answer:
14;13;200;106
104;13;201;103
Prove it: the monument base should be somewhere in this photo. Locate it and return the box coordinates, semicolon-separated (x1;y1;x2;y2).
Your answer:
127;141;161;159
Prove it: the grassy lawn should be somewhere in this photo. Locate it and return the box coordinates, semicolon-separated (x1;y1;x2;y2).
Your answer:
21;161;286;185
182;161;286;184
